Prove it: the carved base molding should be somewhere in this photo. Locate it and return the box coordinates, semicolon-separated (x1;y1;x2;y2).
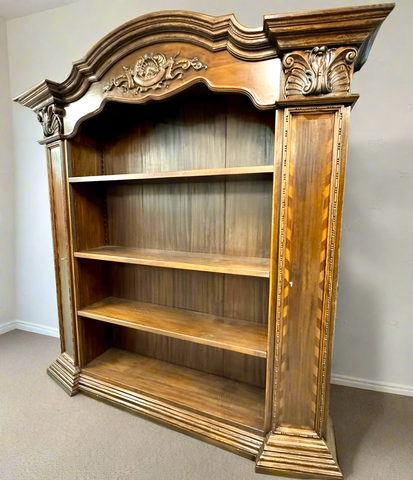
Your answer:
47;362;344;477
47;353;80;397
78;372;264;458
255;423;342;479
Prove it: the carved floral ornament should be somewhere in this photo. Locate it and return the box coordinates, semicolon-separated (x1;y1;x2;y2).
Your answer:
104;51;208;95
282;46;358;97
37;104;64;137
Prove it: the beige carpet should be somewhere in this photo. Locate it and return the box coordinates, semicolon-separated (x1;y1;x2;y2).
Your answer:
1;330;412;480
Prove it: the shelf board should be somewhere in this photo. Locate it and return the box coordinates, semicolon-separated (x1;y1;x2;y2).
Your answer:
69;165;274;183
83;348;265;432
79;297;267;358
74;246;270;278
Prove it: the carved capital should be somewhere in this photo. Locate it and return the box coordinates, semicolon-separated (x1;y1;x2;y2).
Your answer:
36;104;64;137
282;46;358;98
104;51;208;96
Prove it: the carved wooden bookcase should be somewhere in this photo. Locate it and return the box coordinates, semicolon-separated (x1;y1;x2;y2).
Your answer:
15;4;393;479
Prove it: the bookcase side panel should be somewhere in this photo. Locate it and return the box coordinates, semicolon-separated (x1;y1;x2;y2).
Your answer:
46;141;80;396
46;142;76;359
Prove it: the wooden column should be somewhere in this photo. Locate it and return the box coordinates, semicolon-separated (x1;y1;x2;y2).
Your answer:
257;43;357;479
38;106;80;396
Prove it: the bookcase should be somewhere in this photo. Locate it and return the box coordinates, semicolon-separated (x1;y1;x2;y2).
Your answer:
14;4;393;478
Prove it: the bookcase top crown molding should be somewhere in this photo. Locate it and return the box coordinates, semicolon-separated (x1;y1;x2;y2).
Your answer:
14;3;394;124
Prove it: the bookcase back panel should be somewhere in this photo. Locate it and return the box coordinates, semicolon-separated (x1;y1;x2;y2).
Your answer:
76;260;268;388
113;327;266;389
70;91;275;177
70;134;102;177
107;264;269;323
76;260;269;323
105;178;273;257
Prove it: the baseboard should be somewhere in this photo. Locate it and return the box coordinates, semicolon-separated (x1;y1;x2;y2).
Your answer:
331;373;413;397
15;321;60;338
0;321;17;335
0;320;60;338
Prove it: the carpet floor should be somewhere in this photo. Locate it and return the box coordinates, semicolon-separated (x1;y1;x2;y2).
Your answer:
1;330;412;480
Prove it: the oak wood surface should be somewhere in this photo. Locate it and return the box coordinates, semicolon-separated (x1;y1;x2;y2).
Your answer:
78;296;267;357
108;265;268;388
84;347;265;432
277;110;335;430
104;179;273;258
114;327;266;389
74;246;270;277
69;165;274;183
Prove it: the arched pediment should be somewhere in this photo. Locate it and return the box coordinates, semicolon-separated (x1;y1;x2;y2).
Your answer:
13;4;394;140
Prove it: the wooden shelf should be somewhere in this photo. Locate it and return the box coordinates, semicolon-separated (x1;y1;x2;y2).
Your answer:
78;297;267;358
83;348;265;432
69;165;274;183
74;246;270;278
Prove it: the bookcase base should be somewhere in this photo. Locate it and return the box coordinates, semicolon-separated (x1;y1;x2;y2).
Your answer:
255;419;342;479
47;353;80;397
78;372;264;459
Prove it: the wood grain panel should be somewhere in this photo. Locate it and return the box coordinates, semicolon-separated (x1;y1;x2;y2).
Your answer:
84;347;265;432
103;91;226;174
225;179;273;258
101;264;268;387
75;259;109;310
74;246;270;278
114;328;266;389
78;317;113;367
78;297;267;357
172;269;224;315
114;328;226;377
69;134;102;177
224;276;269;323
47;143;76;358
71;184;106;251
69;165;274;183
223;351;266;388
277;110;336;430
226;96;274;167
142;181;225;253
106;181;225;254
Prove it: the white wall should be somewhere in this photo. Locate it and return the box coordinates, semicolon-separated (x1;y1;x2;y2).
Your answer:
0;16;15;334
6;0;413;394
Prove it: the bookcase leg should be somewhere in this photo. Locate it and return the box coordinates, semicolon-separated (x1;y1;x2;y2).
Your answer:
256;418;342;479
47;353;80;397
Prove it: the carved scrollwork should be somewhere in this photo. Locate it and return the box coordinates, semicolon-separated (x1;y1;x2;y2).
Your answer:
283;46;358;97
104;51;208;95
36;104;64;137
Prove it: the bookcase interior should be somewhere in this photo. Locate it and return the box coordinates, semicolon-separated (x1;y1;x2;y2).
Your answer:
68;87;276;434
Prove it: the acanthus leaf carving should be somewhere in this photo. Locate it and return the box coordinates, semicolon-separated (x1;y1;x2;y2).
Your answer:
283;46;358;98
36;104;64;137
104;51;208;95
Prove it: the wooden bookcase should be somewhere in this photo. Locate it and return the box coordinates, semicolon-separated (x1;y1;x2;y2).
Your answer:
14;5;393;479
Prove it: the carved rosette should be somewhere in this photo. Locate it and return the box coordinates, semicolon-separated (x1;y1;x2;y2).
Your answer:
282;46;358;98
104;51;208;95
36;104;64;137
